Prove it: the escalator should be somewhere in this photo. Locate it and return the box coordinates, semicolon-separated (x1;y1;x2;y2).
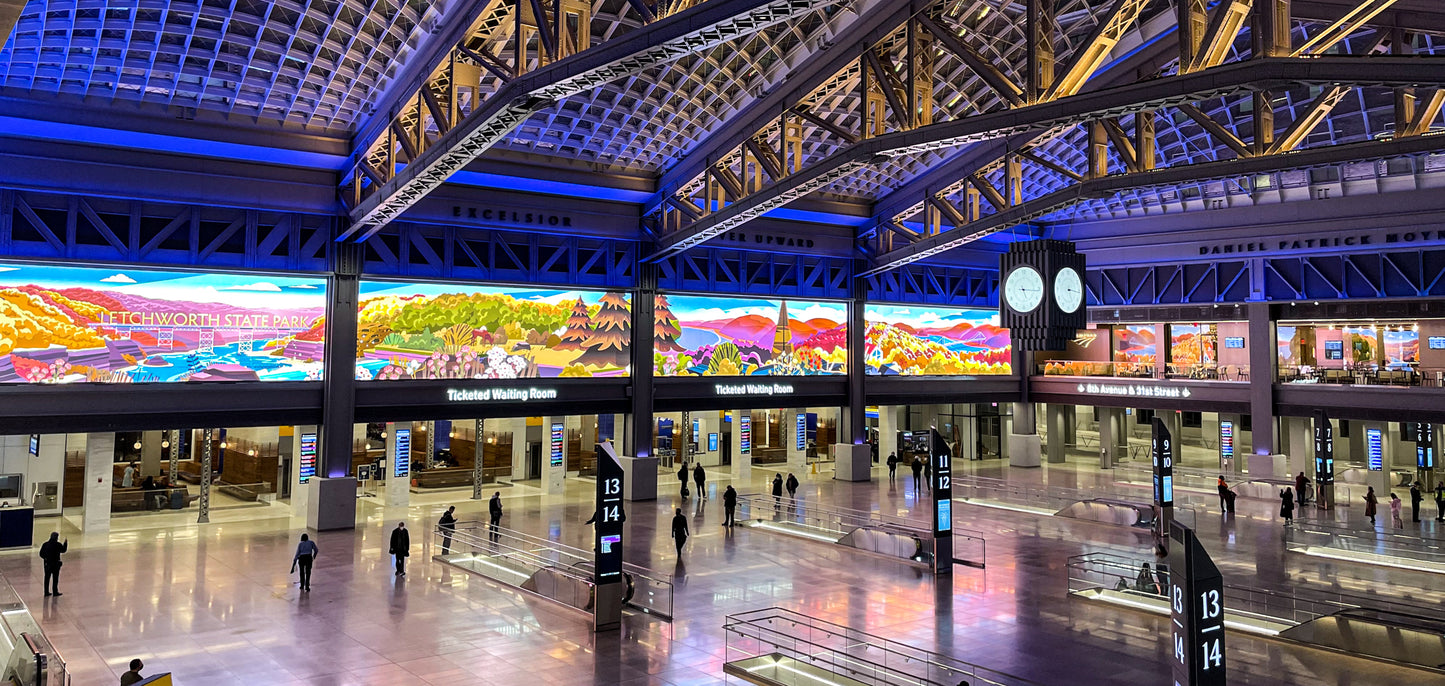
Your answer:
1280;607;1445;671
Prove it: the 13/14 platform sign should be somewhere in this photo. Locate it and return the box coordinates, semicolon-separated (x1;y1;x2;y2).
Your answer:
593;441;626;585
1169;521;1225;686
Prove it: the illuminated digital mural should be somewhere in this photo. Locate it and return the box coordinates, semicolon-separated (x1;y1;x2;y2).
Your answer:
356;282;631;380
1113;325;1157;364
1168;324;1215;365
863;305;1010;375
654;294;846;376
0;262;325;383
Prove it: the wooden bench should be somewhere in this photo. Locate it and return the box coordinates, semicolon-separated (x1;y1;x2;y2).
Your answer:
412;468;475;489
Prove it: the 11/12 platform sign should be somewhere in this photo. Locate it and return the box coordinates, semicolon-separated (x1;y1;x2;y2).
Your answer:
1169;521;1225;686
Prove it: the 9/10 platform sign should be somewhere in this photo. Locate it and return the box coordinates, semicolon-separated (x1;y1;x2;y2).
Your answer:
1169;521;1225;686
593;441;625;585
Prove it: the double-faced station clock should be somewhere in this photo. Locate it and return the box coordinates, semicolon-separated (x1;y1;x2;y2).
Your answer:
1000;239;1087;351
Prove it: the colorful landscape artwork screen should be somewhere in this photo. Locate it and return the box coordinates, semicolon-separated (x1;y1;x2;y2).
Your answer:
654;295;846;376
1168;324;1215;365
0;262;325;383
1113;325;1157;364
863;305;1010;375
355;282;631;380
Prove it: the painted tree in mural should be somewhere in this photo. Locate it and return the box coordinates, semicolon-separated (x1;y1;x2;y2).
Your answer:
654;295;684;353
555;297;592;351
576;292;631;367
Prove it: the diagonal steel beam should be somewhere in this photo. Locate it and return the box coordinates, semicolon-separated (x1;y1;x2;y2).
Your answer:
646;0;916;214
343;0;842;239
1293;0;1400;57
1184;0;1253;73
1176;102;1253;158
861;133;1445;275
1043;0;1152;102
649;56;1445;258
916;13;1023;108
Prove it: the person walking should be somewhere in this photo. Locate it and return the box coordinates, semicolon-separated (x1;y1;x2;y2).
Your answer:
1409;482;1423;523
785;473;799;500
1279;486;1295;526
1390;493;1404;529
38;532;66;597
1295;472;1310;506
677;461;690;498
292;533;318;592
488;492;504;540
671;508;689;555
693;463;706;499
389;522;410;576
1364;486;1379;525
911;456;924;494
771;473;784;510
1216;476;1229;510
438;506;457;555
1435;482;1445;522
120;658;145;686
723;485;738;527
886;452;898;482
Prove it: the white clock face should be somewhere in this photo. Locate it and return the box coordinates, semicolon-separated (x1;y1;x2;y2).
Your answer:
1054;267;1084;313
1004;266;1044;313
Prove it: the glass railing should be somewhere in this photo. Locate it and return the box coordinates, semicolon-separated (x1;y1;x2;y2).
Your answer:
734;494;987;568
1277;365;1445;387
1039;361;1248;381
723;607;1044;686
953;474;1198;529
436;524;674;619
0;573;69;685
1286;522;1445;573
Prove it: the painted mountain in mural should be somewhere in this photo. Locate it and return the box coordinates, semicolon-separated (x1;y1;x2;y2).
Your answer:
655;295;848;377
863;305;1011;376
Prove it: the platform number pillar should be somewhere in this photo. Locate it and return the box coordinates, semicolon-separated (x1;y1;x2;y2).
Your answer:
385;423;411;509
1152;417;1174;554
593;441;626;632
1168;521;1225;686
167;429;180;486
472;419;485;500
198;428;213;524
1313;411;1335;510
930;429;954;575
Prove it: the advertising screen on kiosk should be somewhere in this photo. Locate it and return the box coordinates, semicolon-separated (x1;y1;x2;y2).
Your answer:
653;294;846;376
355;282;631;380
0;261;325;384
863;304;1010;375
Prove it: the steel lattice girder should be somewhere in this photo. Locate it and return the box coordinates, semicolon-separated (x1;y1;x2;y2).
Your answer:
1086;262;1251;305
362;223;637;288
341;0;842;240
656;247;853;298
863;263;998;306
862;132;1445;275
648;55;1445;258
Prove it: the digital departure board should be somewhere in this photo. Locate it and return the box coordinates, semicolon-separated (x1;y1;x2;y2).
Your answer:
298;432;317;484
740;416;751;455
796;414;807;451
1218;422;1233;464
393;428;411;478
1366;428;1383;471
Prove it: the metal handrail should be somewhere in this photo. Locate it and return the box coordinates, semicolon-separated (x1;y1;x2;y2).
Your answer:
723;607;1045;686
734;494;987;567
1288;524;1445;563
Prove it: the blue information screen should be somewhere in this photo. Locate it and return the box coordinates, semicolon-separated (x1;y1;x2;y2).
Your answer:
936;499;952;533
394;429;411;478
1366;428;1383;471
740;416;751;455
796;414;806;451
298;432;317;484
550;423;564;467
1219;422;1233;461
708;433;718;452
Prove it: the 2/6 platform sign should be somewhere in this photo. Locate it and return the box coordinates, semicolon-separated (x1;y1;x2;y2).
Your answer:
1169;521;1225;686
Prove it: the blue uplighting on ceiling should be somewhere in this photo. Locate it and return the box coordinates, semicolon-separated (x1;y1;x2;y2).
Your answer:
0;115;348;170
447;170;652;203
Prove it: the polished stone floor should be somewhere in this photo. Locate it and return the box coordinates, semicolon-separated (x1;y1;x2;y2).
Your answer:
3;458;1442;685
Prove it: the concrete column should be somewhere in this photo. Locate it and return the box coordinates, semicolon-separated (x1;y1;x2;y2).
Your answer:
957;412;979;461
787;409;807;468
731;410;751;483
511;417;528;481
542;416;567;494
1286;417;1311;481
878;405;901;463
1009;402;1042;467
82;432;114;533
139;431;163;478
291;425;319;516
1246;302;1277;456
695;415;719;467
384;422;410;509
1362;421;1392;499
1218;414;1242;474
1061;406;1077;446
1045;404;1067;463
1097;407;1119;469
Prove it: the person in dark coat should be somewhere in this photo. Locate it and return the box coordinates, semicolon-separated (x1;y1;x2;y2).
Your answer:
677;461;689;498
1296;472;1310;505
389;522;410;576
291;533;318;592
438;506;457;554
38;532;66;597
1279;487;1295;526
693;463;706;499
671;508;689;555
1217;476;1229;510
488;492;504;540
771;473;784;509
886;452;898;482
1410;481;1423;523
785;473;799;499
1435;482;1445;522
1363;486;1378;525
723;485;738;527
910;456;924;494
120;659;145;686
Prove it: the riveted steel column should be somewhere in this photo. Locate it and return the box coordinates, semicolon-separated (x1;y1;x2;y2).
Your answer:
472;418;485;499
198;428;213;524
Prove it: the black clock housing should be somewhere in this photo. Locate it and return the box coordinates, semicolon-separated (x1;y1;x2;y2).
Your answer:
999;238;1087;351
